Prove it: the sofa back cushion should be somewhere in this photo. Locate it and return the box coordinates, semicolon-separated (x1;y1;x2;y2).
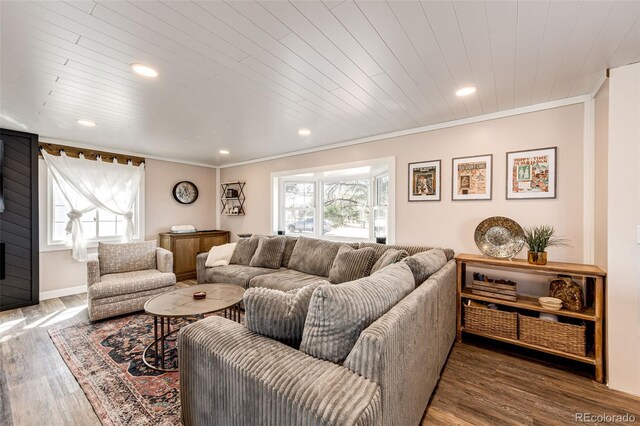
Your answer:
359;242;454;263
404;248;448;286
230;235;260;266
370;248;409;274
249;236;286;269
98;240;157;275
244;283;319;347
287;237;350;277
300;262;415;363
328;245;375;284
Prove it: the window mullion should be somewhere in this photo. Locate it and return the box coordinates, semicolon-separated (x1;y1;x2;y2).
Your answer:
317;180;322;238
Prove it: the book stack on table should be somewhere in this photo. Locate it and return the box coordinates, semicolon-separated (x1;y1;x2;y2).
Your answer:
470;273;517;301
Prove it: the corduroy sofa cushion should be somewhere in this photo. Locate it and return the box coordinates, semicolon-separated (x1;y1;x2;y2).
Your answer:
230;235;260;266
358;242;455;263
249;236;286;269
370;248;409;273
404;248;448;286
249;269;326;292
300;262;415;363
328;245;375;284
98;240;157;275
244;283;320;347
280;236;298;268
287;237;351;277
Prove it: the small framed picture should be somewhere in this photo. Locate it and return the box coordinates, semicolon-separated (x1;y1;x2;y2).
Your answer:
506;147;557;199
452;154;492;201
408;160;441;201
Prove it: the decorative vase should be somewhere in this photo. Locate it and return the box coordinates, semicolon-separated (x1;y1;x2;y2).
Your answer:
527;251;547;265
549;276;584;312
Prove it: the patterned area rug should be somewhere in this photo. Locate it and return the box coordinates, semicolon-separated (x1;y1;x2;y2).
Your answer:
49;311;243;426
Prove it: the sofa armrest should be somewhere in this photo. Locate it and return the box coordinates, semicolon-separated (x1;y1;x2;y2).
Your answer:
343;259;456;426
156;247;173;273
87;253;100;286
196;252;208;284
179;316;381;426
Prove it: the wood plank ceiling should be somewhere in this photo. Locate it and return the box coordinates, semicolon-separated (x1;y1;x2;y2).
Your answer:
1;1;639;165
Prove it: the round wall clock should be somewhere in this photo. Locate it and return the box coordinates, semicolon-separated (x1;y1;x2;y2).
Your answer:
173;181;199;204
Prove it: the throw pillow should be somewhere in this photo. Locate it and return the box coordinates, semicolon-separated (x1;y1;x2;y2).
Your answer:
280;237;298;268
404;248;448;286
300;262;415;363
370;248;409;274
249;236;287;269
229;235;260;266
98;240;157;275
244;283;320;347
205;243;237;267
287;237;344;277
328;245;375;284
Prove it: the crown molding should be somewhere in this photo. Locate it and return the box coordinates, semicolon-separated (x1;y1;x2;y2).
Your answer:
219;95;589;169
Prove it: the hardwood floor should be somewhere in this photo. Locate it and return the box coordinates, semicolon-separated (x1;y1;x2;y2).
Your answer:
1;282;639;426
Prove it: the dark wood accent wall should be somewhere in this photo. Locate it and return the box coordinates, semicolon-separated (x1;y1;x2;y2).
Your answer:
1;129;39;311
39;142;145;166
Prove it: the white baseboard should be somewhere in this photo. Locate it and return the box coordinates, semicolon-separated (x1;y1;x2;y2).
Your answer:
40;285;86;301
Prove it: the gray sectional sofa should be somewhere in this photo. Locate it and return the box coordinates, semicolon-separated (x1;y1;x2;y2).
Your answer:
181;236;456;425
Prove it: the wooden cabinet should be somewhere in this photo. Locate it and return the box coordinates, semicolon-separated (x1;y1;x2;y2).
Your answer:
158;231;230;281
456;253;606;383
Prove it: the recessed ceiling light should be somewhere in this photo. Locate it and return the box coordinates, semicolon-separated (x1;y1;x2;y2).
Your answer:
298;129;311;136
456;86;477;97
76;119;97;127
131;63;158;78
219;150;230;155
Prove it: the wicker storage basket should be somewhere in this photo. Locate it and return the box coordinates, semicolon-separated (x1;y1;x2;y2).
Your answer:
518;314;586;356
464;305;518;339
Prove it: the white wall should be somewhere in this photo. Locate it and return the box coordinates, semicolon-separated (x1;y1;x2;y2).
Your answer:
221;103;585;263
606;62;640;396
39;157;216;298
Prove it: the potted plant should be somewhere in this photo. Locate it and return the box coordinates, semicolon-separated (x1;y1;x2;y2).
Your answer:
523;225;569;265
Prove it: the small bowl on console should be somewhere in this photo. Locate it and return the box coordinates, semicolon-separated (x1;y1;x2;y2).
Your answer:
539;296;563;311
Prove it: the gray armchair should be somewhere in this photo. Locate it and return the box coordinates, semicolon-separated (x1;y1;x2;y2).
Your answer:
86;240;176;321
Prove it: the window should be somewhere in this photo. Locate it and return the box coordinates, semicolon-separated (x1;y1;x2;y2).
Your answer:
374;174;389;240
273;158;394;242
283;182;316;235
47;172;141;246
323;179;370;239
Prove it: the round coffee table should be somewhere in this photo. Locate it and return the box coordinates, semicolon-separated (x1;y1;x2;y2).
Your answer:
143;283;244;372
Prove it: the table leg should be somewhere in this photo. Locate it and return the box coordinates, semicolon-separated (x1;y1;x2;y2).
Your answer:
153;316;158;367
160;318;165;370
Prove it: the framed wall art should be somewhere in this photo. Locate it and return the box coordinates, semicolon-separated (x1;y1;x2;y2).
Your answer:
408;160;441;201
452;154;492;201
506;147;557;199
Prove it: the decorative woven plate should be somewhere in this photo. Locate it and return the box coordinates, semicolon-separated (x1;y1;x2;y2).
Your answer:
474;216;525;259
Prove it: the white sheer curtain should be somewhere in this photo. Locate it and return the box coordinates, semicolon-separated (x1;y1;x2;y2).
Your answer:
42;150;145;262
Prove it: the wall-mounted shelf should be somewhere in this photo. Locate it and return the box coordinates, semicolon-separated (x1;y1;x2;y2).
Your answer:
220;181;245;216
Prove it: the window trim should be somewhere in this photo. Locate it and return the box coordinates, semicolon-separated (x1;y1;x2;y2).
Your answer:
271;157;395;244
39;160;146;252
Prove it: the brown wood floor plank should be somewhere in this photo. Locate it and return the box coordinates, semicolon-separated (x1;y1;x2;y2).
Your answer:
1;280;639;425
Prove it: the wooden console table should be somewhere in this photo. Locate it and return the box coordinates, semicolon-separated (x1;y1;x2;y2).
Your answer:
456;253;606;383
159;231;230;281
